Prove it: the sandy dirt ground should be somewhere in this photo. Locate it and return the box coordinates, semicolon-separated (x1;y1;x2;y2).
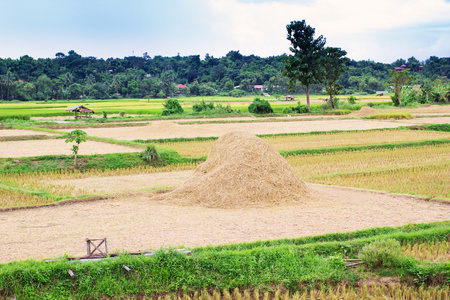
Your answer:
1;183;449;263
0;139;142;158
397;117;450;124
50;171;194;195
0;129;57;137
55;118;440;140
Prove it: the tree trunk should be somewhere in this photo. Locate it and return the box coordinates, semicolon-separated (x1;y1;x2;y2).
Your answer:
306;85;311;113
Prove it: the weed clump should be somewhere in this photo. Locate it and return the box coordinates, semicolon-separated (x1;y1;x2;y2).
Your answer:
359;239;401;268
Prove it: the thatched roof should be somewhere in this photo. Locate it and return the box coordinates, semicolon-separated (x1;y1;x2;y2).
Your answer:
65;105;94;113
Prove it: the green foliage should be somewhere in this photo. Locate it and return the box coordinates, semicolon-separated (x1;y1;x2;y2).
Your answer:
119;110;126;117
425;123;450;132
1;222;450;298
102;110;107;118
192;100;214;112
347;95;356;104
139;145;160;163
64;129;87;166
162;99;184;115
388;70;413;106
358;239;402;268
248;98;274;114
368;113;413;120
283;20;327;112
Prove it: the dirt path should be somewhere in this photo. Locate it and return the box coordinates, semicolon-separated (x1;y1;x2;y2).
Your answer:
55;118;439;140
1;184;449;263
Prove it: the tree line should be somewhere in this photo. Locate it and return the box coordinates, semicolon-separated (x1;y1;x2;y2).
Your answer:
0;49;449;102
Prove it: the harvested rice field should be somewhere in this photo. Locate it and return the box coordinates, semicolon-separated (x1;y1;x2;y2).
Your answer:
0;139;142;158
1;184;450;263
161;129;450;157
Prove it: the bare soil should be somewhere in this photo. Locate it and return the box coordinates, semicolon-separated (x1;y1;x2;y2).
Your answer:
1;183;449;263
0;139;142;158
0;129;57;137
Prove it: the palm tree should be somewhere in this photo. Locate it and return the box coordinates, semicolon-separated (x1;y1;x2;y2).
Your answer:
85;74;96;97
62;72;74;99
4;70;15;100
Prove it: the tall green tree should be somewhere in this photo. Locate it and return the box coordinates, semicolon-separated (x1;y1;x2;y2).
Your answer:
388;69;413;106
283;20;326;112
322;47;350;109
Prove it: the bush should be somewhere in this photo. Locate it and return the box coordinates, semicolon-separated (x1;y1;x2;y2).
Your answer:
347;95;357;104
283;107;293;114
162;99;184;116
284;101;307;114
230;89;246;97
102;111;108;119
140;145;160;162
359;239;401;268
192;100;214;112
119;111;126;117
248;98;273;114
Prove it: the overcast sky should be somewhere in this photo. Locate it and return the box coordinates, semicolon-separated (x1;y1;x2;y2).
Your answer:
1;0;449;63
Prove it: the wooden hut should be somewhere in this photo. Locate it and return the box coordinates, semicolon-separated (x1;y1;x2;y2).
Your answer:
65;105;95;119
285;95;295;101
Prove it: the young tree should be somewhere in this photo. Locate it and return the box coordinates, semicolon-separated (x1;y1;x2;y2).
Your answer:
388;69;413;106
283;20;326;112
65;129;87;166
322;47;350;109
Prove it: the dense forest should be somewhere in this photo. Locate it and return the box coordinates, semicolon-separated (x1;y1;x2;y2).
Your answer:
0;50;449;101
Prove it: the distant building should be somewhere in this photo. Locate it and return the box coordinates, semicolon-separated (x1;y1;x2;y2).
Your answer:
285;95;295;101
253;85;264;92
394;65;408;71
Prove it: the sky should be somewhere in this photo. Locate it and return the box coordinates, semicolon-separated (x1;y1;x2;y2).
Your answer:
1;0;450;63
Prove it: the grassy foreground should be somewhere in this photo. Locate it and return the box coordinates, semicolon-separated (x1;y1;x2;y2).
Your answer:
1;221;449;299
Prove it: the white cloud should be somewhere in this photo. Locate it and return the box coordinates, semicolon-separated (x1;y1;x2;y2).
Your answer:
201;0;450;61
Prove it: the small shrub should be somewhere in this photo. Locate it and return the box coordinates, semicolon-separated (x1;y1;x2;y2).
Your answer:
288;101;308;114
359;239;401;268
119;111;126;117
192;100;214;112
367;102;374;107
248;98;273;114
283;107;293;114
102;111;108;119
140;145;160;162
347;95;357;104
162;99;184;115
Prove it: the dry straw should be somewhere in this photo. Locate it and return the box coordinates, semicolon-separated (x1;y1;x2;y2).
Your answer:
157;131;312;209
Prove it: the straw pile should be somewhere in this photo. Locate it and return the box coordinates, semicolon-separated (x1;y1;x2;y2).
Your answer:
350;106;377;117
157;131;311;208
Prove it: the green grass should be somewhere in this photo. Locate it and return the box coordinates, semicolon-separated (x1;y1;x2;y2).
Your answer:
0;221;448;299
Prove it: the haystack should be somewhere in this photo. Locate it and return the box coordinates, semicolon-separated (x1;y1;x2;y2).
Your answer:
350;106;376;117
157;131;311;208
